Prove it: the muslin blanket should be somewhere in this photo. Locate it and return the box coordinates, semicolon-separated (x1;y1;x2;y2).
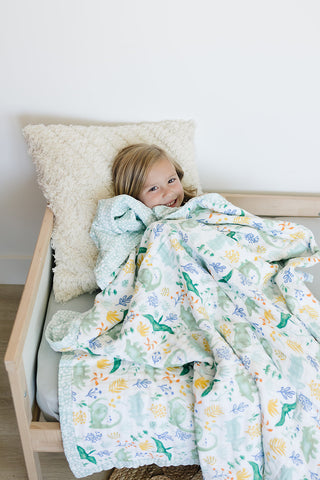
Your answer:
46;193;320;479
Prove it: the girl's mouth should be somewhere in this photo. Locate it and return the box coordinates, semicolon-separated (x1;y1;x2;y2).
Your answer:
166;199;177;207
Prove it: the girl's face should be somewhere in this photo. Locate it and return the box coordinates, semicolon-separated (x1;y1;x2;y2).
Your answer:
138;156;184;209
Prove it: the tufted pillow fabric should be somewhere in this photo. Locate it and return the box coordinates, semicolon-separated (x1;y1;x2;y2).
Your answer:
23;120;201;302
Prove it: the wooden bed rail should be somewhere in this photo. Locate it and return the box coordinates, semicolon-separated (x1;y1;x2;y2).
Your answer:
221;193;320;217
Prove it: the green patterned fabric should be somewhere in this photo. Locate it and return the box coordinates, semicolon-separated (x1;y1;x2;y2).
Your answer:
46;193;320;479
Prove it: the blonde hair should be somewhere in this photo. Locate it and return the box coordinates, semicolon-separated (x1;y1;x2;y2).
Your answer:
111;143;197;204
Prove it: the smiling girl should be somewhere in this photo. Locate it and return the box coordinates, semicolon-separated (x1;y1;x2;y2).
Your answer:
111;143;197;208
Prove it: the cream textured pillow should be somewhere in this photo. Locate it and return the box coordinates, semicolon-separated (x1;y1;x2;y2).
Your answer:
23;120;201;303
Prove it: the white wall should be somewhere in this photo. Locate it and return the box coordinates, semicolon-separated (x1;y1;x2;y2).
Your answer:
1;0;320;283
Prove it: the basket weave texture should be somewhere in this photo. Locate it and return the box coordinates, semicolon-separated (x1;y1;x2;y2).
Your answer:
108;464;202;480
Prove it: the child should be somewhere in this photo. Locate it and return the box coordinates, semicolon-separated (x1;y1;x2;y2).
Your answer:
111;143;197;209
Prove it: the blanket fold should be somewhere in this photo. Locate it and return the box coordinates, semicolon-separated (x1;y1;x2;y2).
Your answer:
46;193;320;480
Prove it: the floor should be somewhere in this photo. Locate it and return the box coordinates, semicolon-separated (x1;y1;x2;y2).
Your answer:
0;284;111;480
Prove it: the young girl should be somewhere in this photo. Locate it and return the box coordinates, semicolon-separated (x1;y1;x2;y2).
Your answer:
111;143;197;209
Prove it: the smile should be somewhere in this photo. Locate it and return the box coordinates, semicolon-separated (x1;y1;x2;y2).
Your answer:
166;199;177;207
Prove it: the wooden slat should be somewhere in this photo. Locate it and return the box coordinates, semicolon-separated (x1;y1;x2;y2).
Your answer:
30;422;63;452
5;207;53;369
221;193;320;217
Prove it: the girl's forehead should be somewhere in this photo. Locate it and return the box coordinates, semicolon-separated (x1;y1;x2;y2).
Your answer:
143;157;176;186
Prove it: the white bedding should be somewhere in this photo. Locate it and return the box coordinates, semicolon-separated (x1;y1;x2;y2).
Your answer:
37;217;320;422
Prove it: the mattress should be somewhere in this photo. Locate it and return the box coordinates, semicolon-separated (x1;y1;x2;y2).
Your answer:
36;216;320;421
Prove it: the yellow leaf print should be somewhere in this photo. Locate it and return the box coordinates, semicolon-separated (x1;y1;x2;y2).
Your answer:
264;309;275;323
268;399;279;417
106;310;120;324
73;410;86;425
97;359;111;369
203;456;216;465
194;377;210;389
269;438;286;456
220;324;231;338
225;249;240;264
286;339;303;353
274;349;286;360
274;295;286;305
203;338;211;352
170;238;183;251
139;440;153;451
109;379;128;393
256;245;266;254
150;404;167;418
108;432;120;439
197;306;209;319
161;287;169;296
204;405;223;420
309;380;320;400
137;321;149;337
234;216;250;225
263;272;273;284
299;305;319;320
123;259;135;273
290;231;305;240
236;469;251;480
246;423;260;438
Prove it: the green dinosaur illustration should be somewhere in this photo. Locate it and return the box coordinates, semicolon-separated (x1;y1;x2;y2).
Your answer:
88;398;122;429
138;267;162;292
201;378;220;397
168;398;193;432
225;418;246;451
194;421;218;451
245;297;260;316
110;357;121;373
217;288;233;311
235;370;257;402
248;461;262;480
276;312;291;329
143;314;174;334
218;270;233;284
73;361;91;389
275;401;297;427
301;425;319;462
125;339;148;363
288;356;304;389
226;231;240;241
157;242;177;267
260;337;273;358
238;261;261;285
81;306;101;334
164;348;188;367
151;437;172;460
234;323;252;349
76;445;97;465
115;448;132;463
129;392;144;427
180;305;199;329
182;271;200;297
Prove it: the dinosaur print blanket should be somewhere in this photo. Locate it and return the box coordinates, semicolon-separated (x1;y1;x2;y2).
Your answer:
46;193;320;479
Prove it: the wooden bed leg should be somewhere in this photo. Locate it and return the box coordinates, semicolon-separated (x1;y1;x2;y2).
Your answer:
23;449;43;480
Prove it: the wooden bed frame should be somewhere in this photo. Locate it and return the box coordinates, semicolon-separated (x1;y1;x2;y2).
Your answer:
5;193;320;480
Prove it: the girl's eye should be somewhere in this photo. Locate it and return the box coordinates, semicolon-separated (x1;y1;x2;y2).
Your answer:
168;177;176;184
149;186;158;192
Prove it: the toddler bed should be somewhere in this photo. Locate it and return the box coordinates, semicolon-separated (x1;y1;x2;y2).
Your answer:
4;121;320;480
5;195;320;480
